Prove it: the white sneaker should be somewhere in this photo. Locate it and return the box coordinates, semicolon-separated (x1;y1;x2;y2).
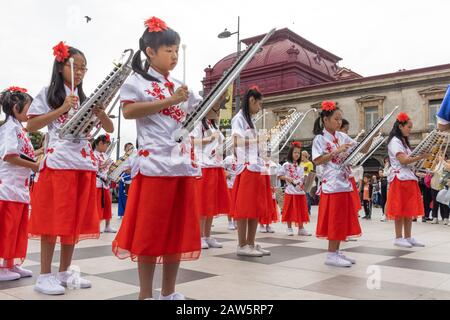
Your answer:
393;238;413;248
266;226;275;233
406;237;425;247
287;228;294;236
253;244;271;256
298;228;312;236
227;222;236;230
57;270;92;289
34;274;65;295
259;226;268;233
159;292;185;300
337;251;356;264
431;218;439;224
0;268;21;281
201;238;209;249
10;265;33;278
236;245;263;257
103;226;117;233
324;252;352;268
205;237;223;248
443;219;449;226
380;215;386;222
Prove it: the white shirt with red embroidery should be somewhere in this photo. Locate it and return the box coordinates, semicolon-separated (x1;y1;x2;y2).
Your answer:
312;129;356;194
223;155;244;189
387;136;417;183
27;86;97;171
0;117;35;203
190;120;224;168
231;110;265;173
120;67;202;178
278;162;305;195
94;150;113;188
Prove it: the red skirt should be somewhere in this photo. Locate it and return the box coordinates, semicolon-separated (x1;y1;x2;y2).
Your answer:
97;188;112;220
230;169;273;221
317;192;362;241
282;194;310;225
197;168;231;217
350;177;362;211
112;174;201;264
260;198;279;225
0;201;29;268
28;167;99;245
386;178;424;220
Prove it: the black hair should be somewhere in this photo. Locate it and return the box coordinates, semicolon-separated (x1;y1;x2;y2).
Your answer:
241;88;263;129
0;89;33;126
124;142;134;152
131;28;180;82
92;134;110;150
387;119;411;149
313;106;341;135
286;144;302;165
47;47;87;109
341;118;349;129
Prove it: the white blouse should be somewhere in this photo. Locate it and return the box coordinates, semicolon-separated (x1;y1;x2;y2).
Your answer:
27;86;98;172
120;67;203;178
0;118;35;203
94;150;113;188
223;155;244;189
312;129;356;194
190;120;225;168
231;110;266;173
278;162;305;195
387;136;418;182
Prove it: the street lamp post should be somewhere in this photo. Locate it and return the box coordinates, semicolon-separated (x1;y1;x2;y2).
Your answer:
218;16;241;114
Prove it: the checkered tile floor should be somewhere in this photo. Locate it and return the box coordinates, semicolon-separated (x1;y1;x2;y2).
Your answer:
1;205;450;300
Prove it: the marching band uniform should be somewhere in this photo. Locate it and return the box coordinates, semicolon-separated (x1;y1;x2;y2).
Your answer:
191;120;230;218
278;162;310;228
94;150;113;223
112;66;203;263
0;117;35;280
312;129;362;241
27;86;99;244
385;136;424;220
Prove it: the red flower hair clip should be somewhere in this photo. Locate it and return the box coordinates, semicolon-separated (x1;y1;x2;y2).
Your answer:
397;112;410;123
53;41;70;63
291;141;302;148
104;134;111;143
6;86;28;93
321;101;336;112
144;17;168;33
249;85;260;92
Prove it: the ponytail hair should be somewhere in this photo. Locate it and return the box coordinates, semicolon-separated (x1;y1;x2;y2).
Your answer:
313;105;341;135
0;88;33;126
241;87;263;129
131;27;180;82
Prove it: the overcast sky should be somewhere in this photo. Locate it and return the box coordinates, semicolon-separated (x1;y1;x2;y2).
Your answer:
1;0;449;154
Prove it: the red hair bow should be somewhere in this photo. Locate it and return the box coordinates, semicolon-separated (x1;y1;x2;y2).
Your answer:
397;112;410;123
249;85;260;92
291;141;302;148
144;17;168;33
104;134;111;143
321;101;336;112
6;86;27;93
53;41;70;63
